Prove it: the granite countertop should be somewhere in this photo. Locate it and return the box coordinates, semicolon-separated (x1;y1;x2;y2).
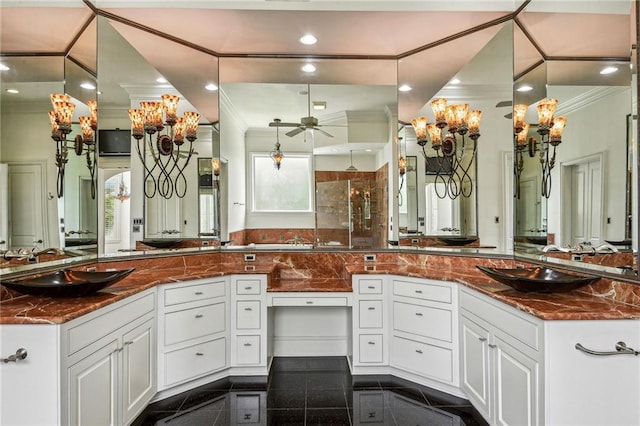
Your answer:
2;259;640;325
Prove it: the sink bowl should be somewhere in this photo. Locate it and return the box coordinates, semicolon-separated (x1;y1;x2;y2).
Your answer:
142;239;183;249
65;238;97;247
0;268;135;298
525;236;548;245
437;236;478;246
476;266;600;293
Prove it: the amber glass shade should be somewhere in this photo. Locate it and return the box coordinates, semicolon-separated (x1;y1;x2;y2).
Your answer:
426;123;441;148
467;110;482;137
173;117;186;143
50;93;70;108
141;102;162;133
79;116;94;143
430;98;448;128
87;100;98;130
183;111;201;142
212;159;221;176
537;98;558;133
53;101;75;132
549;116;567;145
161;94;180;125
516;122;530;146
128;109;144;139
513;104;528;134
411;116;428;143
398;155;407;177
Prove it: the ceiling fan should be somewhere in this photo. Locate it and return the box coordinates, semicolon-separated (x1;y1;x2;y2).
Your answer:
268;84;335;138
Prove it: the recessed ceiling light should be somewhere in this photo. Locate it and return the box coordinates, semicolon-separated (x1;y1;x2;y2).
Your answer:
301;63;316;73
156;77;168;84
205;83;218;91
299;34;317;45
6;89;19;94
313;101;326;110
517;84;533;92
600;66;618;75
398;84;412;92
97;91;102;95
365;149;372;152
449;78;461;85
0;63;9;71
80;82;96;90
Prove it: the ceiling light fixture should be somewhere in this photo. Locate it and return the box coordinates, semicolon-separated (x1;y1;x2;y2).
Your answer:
411;98;482;199
312;101;326;110
115;174;130;203
129;94;200;199
156;77;168;84
600;66;618;75
80;82;96;90
517;84;533;92
48;94;98;198
513;98;567;198
346;150;358;171
205;83;218;91
6;88;19;94
398;84;412;92
299;34;317;45
449;78;461;85
0;64;9;71
301;63;316;73
270;118;284;170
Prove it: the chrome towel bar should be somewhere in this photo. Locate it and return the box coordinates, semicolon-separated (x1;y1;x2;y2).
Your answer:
575;341;639;356
1;348;28;363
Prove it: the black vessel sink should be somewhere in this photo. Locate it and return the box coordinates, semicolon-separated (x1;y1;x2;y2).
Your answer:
0;268;135;298
437;236;478;246
65;238;97;247
476;266;600;293
525;236;548;245
142;239;183;248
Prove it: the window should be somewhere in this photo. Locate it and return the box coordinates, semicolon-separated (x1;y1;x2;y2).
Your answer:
251;153;312;212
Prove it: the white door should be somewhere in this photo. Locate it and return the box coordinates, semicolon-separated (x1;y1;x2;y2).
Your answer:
145;180;182;237
425;182;460;234
67;339;119;426
0;164;8;250
460;316;491;421
515;177;539;236
8;162;47;248
121;318;155;424
568;159;602;246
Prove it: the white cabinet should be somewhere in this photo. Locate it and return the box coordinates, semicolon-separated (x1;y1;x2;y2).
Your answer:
63;290;156;426
352;275;388;371
460;287;542;426
390;276;459;392
157;277;229;389
231;275;268;373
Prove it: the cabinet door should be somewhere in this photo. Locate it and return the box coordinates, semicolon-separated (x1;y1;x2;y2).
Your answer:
122;318;156;425
493;335;538;426
67;339;119;426
460;316;491;421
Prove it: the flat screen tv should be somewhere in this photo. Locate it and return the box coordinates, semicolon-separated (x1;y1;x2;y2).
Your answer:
98;129;132;156
425;156;453;175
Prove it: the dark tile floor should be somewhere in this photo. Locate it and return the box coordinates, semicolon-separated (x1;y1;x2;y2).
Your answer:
132;356;488;425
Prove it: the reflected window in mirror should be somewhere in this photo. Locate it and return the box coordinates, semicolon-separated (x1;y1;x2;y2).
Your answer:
398;156;418;234
251;154;313;212
198;157;220;238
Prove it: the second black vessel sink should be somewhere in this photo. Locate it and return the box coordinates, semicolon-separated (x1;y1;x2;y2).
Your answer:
437;236;478;246
476;266;600;293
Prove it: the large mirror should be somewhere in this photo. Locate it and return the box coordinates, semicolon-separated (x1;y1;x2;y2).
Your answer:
0;1;97;265
397;22;513;250
95;16;219;253
513;1;637;274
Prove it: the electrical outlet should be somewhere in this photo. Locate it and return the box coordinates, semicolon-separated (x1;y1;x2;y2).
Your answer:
244;254;256;262
494;216;500;224
202;240;210;246
364;254;376;262
572;254;583;262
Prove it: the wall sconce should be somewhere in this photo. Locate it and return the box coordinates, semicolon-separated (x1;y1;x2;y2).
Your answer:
270;119;284;170
48;94;97;199
411;98;481;199
129;94;200;199
513;98;567;198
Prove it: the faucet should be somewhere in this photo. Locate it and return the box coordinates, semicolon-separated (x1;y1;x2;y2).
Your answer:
2;247;65;262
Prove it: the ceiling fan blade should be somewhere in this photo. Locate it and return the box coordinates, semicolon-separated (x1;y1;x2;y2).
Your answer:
269;121;300;127
286;127;304;137
495;100;513;108
315;128;334;138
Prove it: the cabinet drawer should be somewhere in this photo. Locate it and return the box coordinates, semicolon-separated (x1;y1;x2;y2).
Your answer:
236;335;261;365
359;334;383;364
356;391;385;423
357;278;383;294
236;301;261;329
391;336;453;383
164;280;225;306
165;302;225;346
359;300;383;329
164;337;226;386
460;289;540;351
67;292;155;355
235;279;262;295
393;301;452;343
393;279;452;303
271;297;348;306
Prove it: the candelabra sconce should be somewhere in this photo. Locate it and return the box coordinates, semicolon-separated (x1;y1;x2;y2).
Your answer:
513;99;567;198
411;98;481;199
129;94;200;199
48;95;97;199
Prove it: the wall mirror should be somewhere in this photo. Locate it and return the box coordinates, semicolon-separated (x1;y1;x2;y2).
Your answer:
513;1;637;277
95;16;219;253
0;1;97;266
397;22;513;250
219;57;397;248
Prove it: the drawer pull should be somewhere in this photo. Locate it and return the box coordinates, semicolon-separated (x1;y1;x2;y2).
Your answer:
195;314;204;319
368;307;376;310
415;312;423;316
244;286;253;290
415;349;423;354
367;286;376;289
123;341;134;346
306;301;314;304
478;337;487;342
244;414;252;420
368;341;376;345
195;352;204;356
415;290;423;294
195;291;204;295
244;307;253;311
368;412;377;418
244;343;252;347
488;344;497;349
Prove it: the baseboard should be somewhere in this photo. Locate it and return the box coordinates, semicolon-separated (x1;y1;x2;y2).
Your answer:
273;335;348;356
